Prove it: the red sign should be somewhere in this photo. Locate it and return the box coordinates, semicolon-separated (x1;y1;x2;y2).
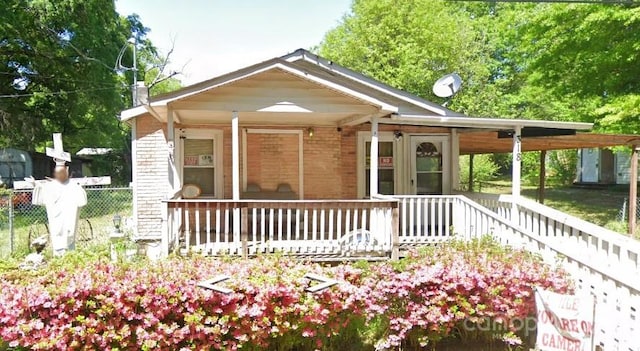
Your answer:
379;156;393;168
184;156;198;166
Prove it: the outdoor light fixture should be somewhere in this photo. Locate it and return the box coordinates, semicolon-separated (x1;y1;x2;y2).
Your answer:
307;127;314;138
394;130;403;140
112;214;122;233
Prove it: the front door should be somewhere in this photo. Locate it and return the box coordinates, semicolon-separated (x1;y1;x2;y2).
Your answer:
410;136;450;195
581;148;599;183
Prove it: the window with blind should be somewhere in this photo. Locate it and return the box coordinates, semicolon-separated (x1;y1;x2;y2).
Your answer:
182;134;220;197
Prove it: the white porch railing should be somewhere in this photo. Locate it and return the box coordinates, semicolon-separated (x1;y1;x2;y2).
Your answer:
465;192;640;277
163;199;399;259
161;195;640;350
463;192;640;350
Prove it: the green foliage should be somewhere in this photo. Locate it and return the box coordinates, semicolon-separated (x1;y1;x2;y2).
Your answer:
319;1;640;136
547;150;577;185
517;150;577;186
605;220;628;235
0;242;113;282
477;3;640;133
506;4;640;131
459;154;499;191
1;0;133;150
318;0;495;115
521;152;542;185
0;1;182;185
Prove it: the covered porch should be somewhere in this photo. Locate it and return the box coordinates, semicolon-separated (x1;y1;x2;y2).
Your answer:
121;49;640;350
119;49;640;257
160;120;640;261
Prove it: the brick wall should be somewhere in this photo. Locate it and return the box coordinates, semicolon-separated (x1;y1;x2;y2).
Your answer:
133;120;452;236
135;115;169;238
246;132;300;194
303;127;343;199
340;127;358;198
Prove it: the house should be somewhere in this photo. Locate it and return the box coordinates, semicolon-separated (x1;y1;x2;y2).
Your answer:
75;147;113;177
119;48;639;258
576;147;640;185
120;49;640;348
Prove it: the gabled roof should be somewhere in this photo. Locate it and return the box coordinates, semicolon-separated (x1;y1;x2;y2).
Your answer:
118;49;609;145
280;49;462;117
120;49;462;122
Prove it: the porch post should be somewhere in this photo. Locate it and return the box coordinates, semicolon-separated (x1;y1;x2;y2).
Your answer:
468;154;474;192
511;126;522;222
232;111;240;200
167;107;176;197
370;116;379;197
451;128;460;192
629;146;638;236
538;150;546;204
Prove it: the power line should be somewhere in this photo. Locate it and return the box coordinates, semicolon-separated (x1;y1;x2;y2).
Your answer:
0;72;119;87
0;86;122;99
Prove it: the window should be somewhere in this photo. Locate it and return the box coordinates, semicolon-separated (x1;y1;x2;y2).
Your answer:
180;130;223;198
414;142;442;195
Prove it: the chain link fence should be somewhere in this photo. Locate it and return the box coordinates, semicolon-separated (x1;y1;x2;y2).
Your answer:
617;197;640;222
0;187;132;258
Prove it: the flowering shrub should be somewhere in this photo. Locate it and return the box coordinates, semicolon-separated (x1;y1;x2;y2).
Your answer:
0;237;571;350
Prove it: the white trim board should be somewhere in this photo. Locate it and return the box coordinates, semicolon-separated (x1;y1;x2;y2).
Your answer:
357;131;398;198
131;118;138;235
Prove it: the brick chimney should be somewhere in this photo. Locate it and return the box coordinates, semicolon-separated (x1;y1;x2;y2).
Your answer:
134;82;148;106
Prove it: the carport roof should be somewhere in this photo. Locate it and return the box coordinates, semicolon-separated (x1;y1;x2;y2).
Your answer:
458;131;640;154
388;113;640;153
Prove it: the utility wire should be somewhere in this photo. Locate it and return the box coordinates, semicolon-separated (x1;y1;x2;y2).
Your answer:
0;86;122;99
0;72;119;87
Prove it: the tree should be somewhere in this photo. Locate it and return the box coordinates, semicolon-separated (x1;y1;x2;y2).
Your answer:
2;0;127;150
506;4;640;133
318;0;497;116
0;0;182;184
320;0;640;134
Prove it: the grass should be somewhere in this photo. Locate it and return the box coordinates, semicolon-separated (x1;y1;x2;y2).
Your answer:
477;177;632;234
0;188;132;258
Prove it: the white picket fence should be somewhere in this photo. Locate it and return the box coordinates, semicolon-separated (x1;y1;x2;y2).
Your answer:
162;194;640;350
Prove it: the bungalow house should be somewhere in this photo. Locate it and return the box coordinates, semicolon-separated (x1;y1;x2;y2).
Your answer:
120;49;639;259
120;50;640;348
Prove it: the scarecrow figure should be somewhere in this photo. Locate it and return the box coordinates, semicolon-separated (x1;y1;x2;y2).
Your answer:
28;134;87;256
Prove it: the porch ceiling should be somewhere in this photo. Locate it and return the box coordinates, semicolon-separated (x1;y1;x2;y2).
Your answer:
459;131;640;154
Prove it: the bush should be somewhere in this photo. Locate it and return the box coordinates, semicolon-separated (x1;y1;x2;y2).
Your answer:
0;238;571;350
547;150;577;186
459;155;499;191
519;150;577;186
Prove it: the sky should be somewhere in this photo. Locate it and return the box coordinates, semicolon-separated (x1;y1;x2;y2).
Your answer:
115;0;352;86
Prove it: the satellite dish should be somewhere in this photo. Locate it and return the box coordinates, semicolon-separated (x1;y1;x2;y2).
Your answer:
432;73;462;98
